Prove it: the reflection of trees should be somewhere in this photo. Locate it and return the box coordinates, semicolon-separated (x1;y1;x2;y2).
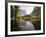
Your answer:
11;6;41;30
11;6;20;31
30;7;41;30
23;7;41;30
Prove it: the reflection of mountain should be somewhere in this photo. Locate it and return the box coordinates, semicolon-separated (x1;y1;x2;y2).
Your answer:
11;6;41;30
30;7;41;30
23;7;41;30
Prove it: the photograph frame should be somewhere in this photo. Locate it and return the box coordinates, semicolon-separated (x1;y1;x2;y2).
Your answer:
5;1;45;37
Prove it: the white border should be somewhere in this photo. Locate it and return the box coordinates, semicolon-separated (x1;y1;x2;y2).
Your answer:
8;2;43;35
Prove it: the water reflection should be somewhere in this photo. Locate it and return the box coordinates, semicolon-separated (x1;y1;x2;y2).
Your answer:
11;6;41;31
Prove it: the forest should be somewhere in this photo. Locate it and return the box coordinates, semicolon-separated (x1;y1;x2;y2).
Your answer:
11;6;41;31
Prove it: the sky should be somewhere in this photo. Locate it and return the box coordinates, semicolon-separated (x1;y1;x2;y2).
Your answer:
19;6;35;16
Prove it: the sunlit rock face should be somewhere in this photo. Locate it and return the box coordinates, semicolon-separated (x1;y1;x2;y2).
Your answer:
19;6;35;15
19;9;26;16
